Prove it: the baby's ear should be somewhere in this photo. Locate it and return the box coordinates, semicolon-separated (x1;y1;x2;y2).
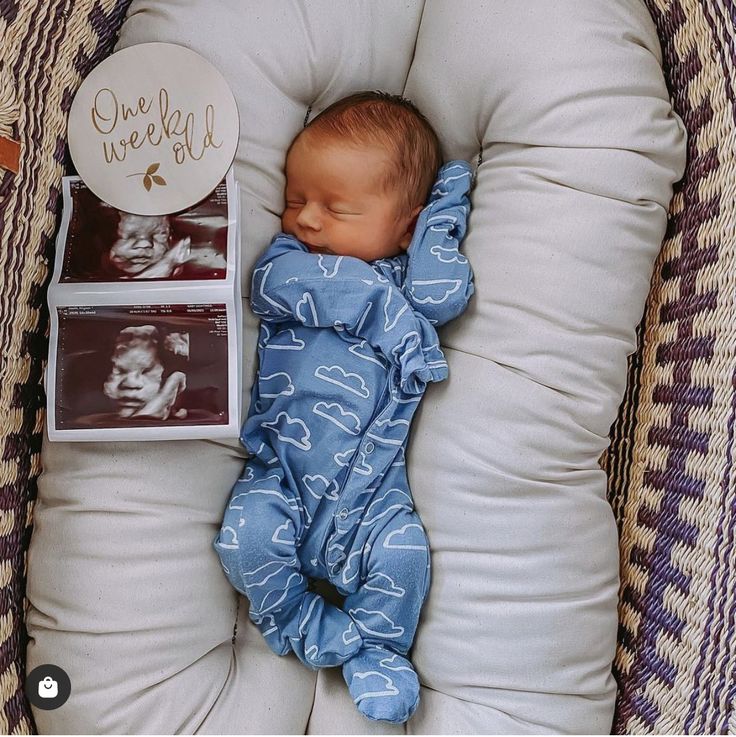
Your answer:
399;205;423;250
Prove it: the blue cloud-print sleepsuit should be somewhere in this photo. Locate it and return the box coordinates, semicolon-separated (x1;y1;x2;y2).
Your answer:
215;161;473;723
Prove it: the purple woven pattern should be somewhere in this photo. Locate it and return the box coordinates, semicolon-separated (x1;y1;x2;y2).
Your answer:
0;1;131;732
607;0;736;733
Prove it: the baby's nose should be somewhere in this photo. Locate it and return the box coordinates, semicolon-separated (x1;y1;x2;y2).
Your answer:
120;372;144;389
295;202;322;230
132;236;153;251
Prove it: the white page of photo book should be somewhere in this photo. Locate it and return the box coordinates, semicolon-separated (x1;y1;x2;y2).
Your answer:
46;168;241;441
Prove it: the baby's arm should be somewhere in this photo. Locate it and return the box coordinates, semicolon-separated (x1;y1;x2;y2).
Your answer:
403;161;474;326
251;234;447;394
134;371;187;420
136;237;191;279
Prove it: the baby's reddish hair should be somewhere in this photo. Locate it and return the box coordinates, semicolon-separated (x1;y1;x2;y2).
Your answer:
299;91;442;213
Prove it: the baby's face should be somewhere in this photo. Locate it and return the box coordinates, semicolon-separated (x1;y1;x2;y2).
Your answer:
110;215;170;275
103;343;164;415
281;132;419;261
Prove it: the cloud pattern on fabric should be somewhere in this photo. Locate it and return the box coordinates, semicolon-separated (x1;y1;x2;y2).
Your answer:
312;401;362;435
314;365;370;399
259;372;295;398
265;327;305;351
261;411;311;450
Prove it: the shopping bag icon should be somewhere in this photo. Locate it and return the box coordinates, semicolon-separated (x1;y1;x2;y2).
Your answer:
38;677;58;699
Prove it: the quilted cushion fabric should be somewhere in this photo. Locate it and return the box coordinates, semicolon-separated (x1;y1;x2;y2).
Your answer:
26;0;685;733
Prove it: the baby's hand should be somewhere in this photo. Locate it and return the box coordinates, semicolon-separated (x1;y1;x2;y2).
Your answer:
135;237;191;278
134;371;187;420
164;332;190;357
168;237;192;265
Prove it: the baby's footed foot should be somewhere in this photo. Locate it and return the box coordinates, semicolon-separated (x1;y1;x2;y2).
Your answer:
289;592;363;669
342;646;420;724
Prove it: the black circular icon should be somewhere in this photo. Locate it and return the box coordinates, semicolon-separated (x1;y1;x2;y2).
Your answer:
26;664;71;710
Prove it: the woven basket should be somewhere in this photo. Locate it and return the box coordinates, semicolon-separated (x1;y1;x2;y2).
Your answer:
0;0;733;733
0;1;132;733
607;0;736;733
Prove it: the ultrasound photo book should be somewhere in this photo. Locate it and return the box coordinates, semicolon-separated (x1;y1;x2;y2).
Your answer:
46;168;241;441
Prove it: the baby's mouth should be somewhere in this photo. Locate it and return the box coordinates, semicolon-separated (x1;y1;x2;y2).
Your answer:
305;243;332;254
117;394;145;407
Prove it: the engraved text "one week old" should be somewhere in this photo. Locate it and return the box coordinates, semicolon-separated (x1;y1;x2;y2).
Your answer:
90;87;222;165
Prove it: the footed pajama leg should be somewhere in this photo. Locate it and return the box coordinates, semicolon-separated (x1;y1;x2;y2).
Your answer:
341;508;431;723
214;457;362;668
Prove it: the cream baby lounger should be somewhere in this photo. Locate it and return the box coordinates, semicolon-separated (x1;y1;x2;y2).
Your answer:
26;0;686;733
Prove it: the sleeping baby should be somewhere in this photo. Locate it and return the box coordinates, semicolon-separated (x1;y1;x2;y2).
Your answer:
214;91;473;723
